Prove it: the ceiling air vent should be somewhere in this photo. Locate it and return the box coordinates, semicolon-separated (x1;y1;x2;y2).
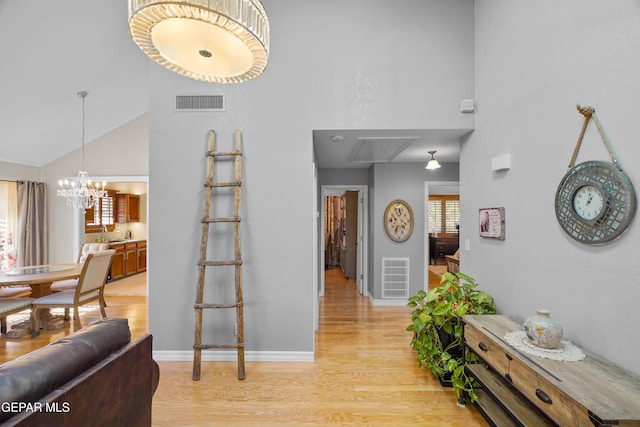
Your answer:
175;95;225;112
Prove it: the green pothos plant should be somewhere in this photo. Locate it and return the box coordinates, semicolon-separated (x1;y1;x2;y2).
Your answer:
406;272;496;403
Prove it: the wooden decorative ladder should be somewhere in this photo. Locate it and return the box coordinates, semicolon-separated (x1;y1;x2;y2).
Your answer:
193;129;245;381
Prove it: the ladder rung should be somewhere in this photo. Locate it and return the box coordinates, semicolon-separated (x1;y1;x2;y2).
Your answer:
195;302;243;309
198;260;242;267
202;217;240;223
194;343;244;350
204;181;241;188
206;151;242;157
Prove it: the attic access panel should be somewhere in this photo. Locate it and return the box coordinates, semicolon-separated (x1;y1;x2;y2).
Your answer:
348;136;417;164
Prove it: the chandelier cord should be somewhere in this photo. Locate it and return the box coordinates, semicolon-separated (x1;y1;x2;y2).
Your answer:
78;91;87;171
57;90;106;210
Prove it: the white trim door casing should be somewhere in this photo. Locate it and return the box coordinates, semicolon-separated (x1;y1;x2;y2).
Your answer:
312;164;319;334
356;192;364;295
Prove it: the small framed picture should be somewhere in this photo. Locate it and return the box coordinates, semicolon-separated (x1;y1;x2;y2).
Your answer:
479;207;505;240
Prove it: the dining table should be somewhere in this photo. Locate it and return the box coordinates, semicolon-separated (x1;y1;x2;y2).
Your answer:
0;263;84;337
0;263;83;297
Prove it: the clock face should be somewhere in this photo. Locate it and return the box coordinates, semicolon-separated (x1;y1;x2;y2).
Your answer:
572;185;605;220
555;160;637;244
384;200;414;243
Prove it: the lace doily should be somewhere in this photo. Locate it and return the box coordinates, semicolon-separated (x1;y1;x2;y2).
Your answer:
504;331;585;362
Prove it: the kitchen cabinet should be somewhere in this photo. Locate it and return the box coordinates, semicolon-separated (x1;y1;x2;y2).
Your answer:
108;240;146;281
109;243;125;281
124;242;137;275
137;240;146;272
115;194;140;223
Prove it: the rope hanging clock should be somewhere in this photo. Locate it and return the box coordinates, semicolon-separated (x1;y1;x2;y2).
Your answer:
555;104;637;244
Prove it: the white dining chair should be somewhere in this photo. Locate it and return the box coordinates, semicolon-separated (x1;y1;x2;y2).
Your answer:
0;298;34;335
0;286;32;298
50;242;110;292
30;250;115;337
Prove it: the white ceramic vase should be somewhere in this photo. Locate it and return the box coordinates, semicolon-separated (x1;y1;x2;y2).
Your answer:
523;309;563;349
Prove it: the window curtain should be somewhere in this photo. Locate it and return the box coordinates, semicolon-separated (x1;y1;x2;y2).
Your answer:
0;181;18;270
16;181;48;267
324;196;342;267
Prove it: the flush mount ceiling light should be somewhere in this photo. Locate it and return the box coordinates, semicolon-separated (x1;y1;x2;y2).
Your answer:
128;0;270;84
425;150;442;170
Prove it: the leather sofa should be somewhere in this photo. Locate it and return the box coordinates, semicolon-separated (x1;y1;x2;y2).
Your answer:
0;317;159;426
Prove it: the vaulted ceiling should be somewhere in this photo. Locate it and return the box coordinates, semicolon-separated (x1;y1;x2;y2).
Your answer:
0;1;149;167
0;1;466;169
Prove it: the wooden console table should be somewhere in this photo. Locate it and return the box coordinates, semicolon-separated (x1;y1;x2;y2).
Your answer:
463;315;640;427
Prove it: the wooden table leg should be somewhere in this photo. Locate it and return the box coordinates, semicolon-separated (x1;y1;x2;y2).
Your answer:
27;282;68;334
28;282;53;298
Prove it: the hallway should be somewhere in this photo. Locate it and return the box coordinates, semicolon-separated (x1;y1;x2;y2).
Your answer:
153;268;486;425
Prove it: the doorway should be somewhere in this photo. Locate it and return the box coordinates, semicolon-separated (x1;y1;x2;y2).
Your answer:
72;175;149;296
319;185;368;298
423;180;459;290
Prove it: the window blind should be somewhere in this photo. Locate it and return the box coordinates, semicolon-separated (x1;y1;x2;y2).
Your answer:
428;197;460;235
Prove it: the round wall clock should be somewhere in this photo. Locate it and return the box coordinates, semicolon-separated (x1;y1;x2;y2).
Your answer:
555;160;637;244
384;200;414;243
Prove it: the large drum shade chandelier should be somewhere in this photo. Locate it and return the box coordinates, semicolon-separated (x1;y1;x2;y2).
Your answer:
128;0;270;83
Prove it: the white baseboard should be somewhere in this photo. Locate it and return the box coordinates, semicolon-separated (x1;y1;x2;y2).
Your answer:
368;295;408;307
153;350;314;362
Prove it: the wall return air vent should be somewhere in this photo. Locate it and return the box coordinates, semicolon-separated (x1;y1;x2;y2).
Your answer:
382;257;409;299
175;95;225;112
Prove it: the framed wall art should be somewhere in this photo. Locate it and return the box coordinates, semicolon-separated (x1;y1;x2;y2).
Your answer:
479;207;505;240
384;199;414;243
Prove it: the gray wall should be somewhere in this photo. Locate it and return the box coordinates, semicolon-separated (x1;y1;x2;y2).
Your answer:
462;1;640;374
370;163;460;299
148;0;475;353
318;169;369;187
0;162;41;182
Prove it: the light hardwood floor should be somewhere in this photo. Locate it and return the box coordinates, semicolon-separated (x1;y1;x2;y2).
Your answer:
153;268;486;426
1;270;487;426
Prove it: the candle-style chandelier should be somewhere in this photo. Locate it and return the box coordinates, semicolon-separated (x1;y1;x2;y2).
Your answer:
57;91;106;211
